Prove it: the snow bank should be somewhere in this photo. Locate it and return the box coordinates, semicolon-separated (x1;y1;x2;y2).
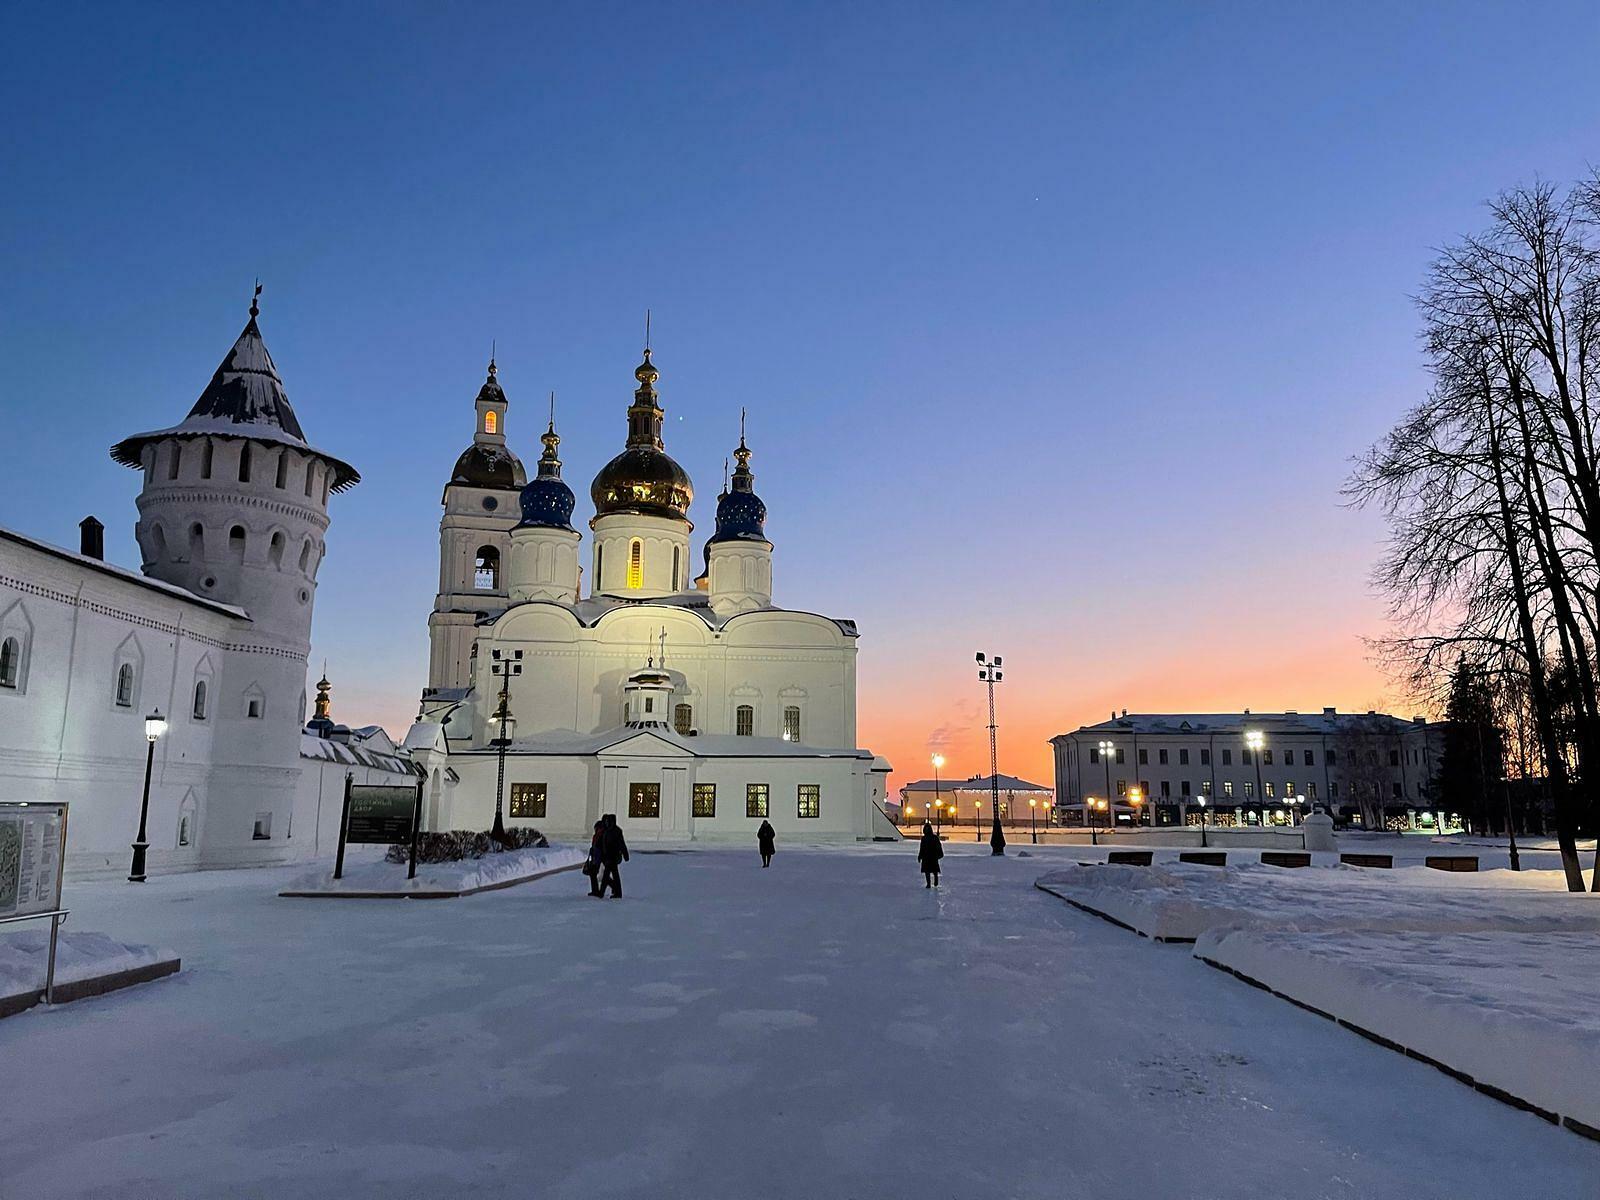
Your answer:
1196;927;1600;1133
281;844;586;897
0;929;177;1006
1034;861;1600;942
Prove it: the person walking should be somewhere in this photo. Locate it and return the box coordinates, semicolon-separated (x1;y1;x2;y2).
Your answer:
598;811;629;899
584;819;604;897
757;819;776;868
917;821;943;888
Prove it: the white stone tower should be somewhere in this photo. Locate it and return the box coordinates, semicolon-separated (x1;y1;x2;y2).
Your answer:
110;288;359;859
507;403;581;603
588;348;694;598
428;358;526;688
703;420;772;617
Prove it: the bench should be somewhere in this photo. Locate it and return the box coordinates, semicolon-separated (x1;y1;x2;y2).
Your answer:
1178;851;1227;866
1340;853;1393;869
1261;851;1312;868
1106;850;1154;866
1425;855;1479;872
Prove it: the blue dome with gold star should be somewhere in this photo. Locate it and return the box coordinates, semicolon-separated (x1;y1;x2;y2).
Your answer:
516;419;575;531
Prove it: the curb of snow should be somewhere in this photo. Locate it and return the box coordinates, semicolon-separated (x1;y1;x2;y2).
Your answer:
279;846;586;899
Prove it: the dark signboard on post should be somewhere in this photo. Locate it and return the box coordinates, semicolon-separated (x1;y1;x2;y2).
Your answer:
335;778;424;880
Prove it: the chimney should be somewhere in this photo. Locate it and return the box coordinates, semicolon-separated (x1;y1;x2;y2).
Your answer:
79;516;104;560
1323;707;1336;716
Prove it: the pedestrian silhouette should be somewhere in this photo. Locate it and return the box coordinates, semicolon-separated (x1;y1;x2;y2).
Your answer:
598;812;629;898
918;822;943;888
757;819;776;867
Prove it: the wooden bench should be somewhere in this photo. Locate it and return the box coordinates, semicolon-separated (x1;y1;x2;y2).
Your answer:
1425;855;1479;872
1261;851;1312;868
1179;851;1227;866
1340;853;1393;869
1107;850;1154;866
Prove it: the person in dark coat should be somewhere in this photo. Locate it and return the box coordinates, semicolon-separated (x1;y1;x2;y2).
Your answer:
585;820;604;897
917;822;944;888
757;819;776;868
598;811;629;899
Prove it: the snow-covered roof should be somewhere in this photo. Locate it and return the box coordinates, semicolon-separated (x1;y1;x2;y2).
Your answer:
0;525;250;620
900;773;1051;794
110;304;359;491
1054;711;1432;740
299;731;423;776
480;593;859;637
452;724;876;761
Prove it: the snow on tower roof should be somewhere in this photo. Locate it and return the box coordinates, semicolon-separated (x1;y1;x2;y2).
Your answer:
110;291;359;491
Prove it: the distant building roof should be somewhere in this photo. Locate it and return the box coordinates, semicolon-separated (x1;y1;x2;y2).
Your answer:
1051;709;1431;741
900;773;1051;794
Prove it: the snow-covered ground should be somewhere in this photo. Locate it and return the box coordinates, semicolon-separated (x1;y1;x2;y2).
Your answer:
1;843;1595;1198
1197;927;1600;1132
0;928;176;1002
280;843;586;896
1035;859;1599;941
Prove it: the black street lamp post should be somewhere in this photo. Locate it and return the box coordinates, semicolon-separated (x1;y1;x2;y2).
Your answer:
976;653;1006;856
1029;796;1038;844
489;649;523;845
1097;740;1115;834
128;709;167;882
1246;729;1266;826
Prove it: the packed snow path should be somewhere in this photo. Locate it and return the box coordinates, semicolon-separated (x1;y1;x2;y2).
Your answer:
2;845;1593;1199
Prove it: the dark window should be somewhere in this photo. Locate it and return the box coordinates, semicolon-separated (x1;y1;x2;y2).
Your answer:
192;680;207;720
275;452;288;488
0;637;19;688
797;784;820;818
1222;748;1232;766
693;783;716;818
1263;749;1273;766
628;782;660;819
510;783;547;818
1304;749;1314;766
735;705;754;736
1389;749;1400;767
238;443;251;482
1330;782;1340;797
1242;748;1251;765
1116;780;1127;796
674;704;693;735
1089;747;1100;764
252;813;272;840
168;444;181;480
1158;748;1169;765
1181;780;1191;796
1115;748;1125;764
1159;780;1170;797
1200;748;1210;766
746;784;769;818
246;697;263;719
201;439;214;479
1138;748;1148;765
228;525;246;562
1326;749;1338;766
1392;781;1403;798
115;662;135;706
1179;748;1189;765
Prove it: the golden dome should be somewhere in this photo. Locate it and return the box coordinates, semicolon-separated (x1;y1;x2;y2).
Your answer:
590;348;694;524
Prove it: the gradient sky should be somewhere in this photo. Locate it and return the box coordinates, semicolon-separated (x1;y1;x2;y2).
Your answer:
5;2;1600;794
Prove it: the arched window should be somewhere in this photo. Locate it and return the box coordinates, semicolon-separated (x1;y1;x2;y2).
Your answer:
275;452;288;489
627;540;643;589
178;812;192;847
167;443;181;480
783;706;801;743
238;443;252;482
596;545;604;587
189;522;204;559
115;663;135;707
672;545;681;590
269;531;285;568
201;439;214;479
474;546;500;591
192;679;208;720
304;462;316;497
0;637;19;689
148;524;167;564
299;538;312;573
735;705;754;737
228;525;246;563
484;410;498;435
674;703;692;735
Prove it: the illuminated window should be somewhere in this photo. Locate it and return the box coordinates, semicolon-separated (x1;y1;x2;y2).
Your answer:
735;705;754;736
485;410;498;435
1223;781;1234;796
509;782;546;818
1201;780;1213;795
1244;781;1255;797
797;784;820;818
674;703;692;735
627;540;643;588
628;782;660;819
783;706;801;742
745;784;769;818
1116;780;1127;796
693;783;716;817
474;546;500;590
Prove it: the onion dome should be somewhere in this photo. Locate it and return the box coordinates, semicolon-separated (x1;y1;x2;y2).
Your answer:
707;417;768;546
516;402;576;530
590;349;694;523
111;286;359;489
449;360;527;489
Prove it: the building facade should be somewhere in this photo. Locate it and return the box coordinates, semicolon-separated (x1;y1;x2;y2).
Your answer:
418;346;894;842
1050;708;1449;830
896;772;1053;829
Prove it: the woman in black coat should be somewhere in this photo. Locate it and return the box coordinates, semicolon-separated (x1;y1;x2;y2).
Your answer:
917;822;944;888
757;819;776;867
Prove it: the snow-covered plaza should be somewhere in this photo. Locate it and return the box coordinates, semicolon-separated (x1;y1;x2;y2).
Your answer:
3;843;1598;1199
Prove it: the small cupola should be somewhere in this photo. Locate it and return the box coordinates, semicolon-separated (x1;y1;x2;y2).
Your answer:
622;644;676;729
448;356;527;494
516;395;576;531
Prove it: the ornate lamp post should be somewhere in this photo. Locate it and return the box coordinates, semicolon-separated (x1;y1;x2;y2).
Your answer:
1043;798;1052;832
1245;729;1265;827
931;754;945;835
1197;795;1208;847
976;652;1006;855
1097;739;1115;833
489;648;523;844
1028;796;1038;844
128;709;167;882
974;799;982;842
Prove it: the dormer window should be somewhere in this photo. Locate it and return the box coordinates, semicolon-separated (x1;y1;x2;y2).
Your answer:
484;410;498;435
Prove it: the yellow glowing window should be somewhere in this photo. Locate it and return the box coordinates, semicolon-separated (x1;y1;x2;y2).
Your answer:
627;540;643;588
484;410;498;435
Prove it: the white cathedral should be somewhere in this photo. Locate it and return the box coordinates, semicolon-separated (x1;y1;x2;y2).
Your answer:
0;297;892;877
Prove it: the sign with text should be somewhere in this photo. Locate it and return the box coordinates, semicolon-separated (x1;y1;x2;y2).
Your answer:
0;802;67;919
346;786;420;845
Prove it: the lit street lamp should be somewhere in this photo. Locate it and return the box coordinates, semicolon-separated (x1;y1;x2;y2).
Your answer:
1197;795;1209;848
976;652;1006;856
1029;796;1038;844
931;753;945;837
489;648;523;845
974;799;982;842
129;709;167;882
1245;729;1266;827
1128;787;1144;831
1097;739;1115;834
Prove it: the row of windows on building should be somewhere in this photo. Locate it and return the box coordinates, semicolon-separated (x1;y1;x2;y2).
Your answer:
506;781;823;820
0;639;265;722
1102;778;1422;801
160;439;330;504
147;521;322;578
472;540;689;593
623;697;804;741
1086;743;1413;769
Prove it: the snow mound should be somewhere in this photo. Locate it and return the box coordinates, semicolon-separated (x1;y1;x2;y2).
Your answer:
0;929;176;1002
282;844;586;897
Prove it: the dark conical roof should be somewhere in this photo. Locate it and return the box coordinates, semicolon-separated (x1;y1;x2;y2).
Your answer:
591;348;693;523
110;294;360;490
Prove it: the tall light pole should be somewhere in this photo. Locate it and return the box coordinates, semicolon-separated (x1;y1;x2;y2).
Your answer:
976;652;1006;855
932;754;945;836
1029;796;1038;844
975;799;982;842
489;648;522;844
1097;739;1115;833
1197;796;1208;848
128;709;167;882
1245;729;1265;827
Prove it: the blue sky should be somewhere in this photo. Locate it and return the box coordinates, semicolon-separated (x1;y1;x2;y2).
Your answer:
4;1;1599;782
